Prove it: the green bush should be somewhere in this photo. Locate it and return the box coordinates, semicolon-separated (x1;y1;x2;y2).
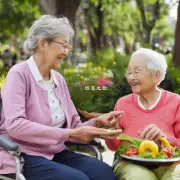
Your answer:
57;49;131;113
167;67;180;94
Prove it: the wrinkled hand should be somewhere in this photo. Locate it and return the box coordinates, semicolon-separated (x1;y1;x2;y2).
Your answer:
139;124;164;141
96;111;124;129
69;126;122;144
99;128;123;140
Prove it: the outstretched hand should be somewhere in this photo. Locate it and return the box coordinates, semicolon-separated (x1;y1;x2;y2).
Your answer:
96;111;124;129
69;126;122;144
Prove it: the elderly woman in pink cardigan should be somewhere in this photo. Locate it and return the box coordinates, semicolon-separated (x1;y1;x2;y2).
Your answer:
106;48;180;180
0;15;123;180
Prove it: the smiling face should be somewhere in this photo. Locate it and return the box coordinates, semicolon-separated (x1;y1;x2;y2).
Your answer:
126;56;160;95
39;36;72;70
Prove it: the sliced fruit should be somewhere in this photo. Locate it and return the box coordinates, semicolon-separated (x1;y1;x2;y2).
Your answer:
160;137;171;148
138;140;159;156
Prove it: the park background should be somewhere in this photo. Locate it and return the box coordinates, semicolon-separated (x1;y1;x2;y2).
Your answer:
0;0;179;114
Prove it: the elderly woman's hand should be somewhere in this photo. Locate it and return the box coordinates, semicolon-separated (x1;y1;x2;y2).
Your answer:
96;111;124;129
69;126;122;144
139;124;164;141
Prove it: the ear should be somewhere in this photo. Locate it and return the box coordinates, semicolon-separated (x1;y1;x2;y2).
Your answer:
37;39;48;52
155;71;161;84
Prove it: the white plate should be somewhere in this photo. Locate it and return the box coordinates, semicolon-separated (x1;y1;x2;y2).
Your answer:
120;155;180;167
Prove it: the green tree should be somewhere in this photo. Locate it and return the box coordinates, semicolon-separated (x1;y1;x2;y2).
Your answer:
102;1;142;53
173;0;180;67
82;0;140;53
135;0;168;44
0;0;41;42
82;0;116;52
152;17;174;42
82;0;169;53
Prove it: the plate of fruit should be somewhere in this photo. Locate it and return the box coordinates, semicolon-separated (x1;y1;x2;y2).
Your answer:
117;134;180;167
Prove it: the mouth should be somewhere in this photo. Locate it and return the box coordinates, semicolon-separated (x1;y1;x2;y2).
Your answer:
130;82;140;87
57;57;64;62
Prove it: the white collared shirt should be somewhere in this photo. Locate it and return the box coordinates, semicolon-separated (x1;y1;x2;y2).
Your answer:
27;56;66;127
138;89;162;110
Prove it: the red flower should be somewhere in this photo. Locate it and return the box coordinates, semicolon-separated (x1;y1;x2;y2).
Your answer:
97;79;113;87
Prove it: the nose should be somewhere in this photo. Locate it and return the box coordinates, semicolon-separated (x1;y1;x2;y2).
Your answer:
63;48;69;56
127;74;136;83
127;73;135;80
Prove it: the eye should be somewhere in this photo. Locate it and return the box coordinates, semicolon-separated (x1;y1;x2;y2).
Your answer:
63;45;68;49
134;70;140;74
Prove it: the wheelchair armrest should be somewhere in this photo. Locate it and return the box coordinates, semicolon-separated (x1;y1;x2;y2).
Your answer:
0;136;19;151
89;138;102;147
65;138;103;161
65;138;102;147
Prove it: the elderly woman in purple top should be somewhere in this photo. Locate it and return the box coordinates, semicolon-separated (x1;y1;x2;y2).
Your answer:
0;15;123;180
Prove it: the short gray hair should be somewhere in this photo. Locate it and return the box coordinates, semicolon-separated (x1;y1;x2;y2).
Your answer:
130;48;167;85
23;15;74;53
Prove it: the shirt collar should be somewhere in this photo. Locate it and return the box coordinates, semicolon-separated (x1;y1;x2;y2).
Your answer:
27;56;59;86
137;89;162;110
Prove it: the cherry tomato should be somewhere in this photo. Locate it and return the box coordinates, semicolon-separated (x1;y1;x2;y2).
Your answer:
126;148;138;156
162;148;173;158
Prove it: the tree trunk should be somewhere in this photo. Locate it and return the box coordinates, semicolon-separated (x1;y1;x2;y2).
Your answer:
89;31;98;53
39;0;81;65
96;1;103;50
135;0;160;44
88;1;103;53
83;0;110;54
143;29;152;45
39;0;56;15
39;0;80;24
173;1;180;67
122;36;131;55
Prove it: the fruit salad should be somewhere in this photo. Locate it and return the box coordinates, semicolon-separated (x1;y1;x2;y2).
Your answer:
117;134;180;159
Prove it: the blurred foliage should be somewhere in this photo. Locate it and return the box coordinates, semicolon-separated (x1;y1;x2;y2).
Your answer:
59;57;116;112
167;67;180;94
0;72;6;90
102;1;142;43
81;0;172;50
0;0;41;41
152;17;174;42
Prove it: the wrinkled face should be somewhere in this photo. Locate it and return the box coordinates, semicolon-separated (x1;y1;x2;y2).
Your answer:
125;56;160;95
40;36;72;69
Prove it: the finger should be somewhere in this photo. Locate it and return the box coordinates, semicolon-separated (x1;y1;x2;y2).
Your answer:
110;118;119;129
110;118;117;126
86;127;108;134
154;133;163;142
87;129;110;136
88;128;122;136
98;129;122;136
144;128;157;140
137;130;142;136
140;125;154;139
116;114;122;120
101;120;111;127
89;127;108;132
100;135;119;140
109;111;124;119
115;121;119;129
149;130;161;140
